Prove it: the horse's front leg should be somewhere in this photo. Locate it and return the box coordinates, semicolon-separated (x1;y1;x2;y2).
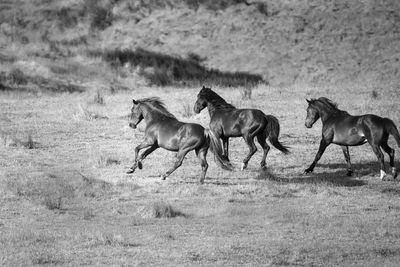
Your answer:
127;140;154;174
304;139;329;174
341;145;353;176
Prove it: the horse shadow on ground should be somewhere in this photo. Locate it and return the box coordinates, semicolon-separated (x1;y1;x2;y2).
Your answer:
256;161;394;187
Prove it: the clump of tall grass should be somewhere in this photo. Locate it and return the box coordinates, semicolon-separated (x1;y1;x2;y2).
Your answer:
181;103;193;118
240;86;252;100
73;104;108;121
84;0;113;30
136;202;186;218
184;0;243;11
1;133;39;149
92;90;105;105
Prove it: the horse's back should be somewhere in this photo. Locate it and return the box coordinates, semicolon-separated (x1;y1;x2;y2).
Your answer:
210;108;267;137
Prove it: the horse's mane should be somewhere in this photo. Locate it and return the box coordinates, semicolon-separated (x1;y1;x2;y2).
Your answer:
138;97;177;119
199;87;236;111
311;97;346;114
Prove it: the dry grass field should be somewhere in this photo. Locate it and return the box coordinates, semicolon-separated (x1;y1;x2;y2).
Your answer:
1;0;400;266
1;83;400;266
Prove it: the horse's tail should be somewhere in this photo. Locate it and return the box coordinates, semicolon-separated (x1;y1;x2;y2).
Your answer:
385;118;400;148
264;115;290;154
204;129;234;171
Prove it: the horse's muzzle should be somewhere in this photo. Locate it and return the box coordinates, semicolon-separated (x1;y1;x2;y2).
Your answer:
129;122;137;129
193;107;200;114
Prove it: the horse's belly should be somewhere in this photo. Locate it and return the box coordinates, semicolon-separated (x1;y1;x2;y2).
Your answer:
332;129;367;146
158;135;180;151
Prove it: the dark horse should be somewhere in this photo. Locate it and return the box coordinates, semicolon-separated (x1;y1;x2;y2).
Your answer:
305;97;400;180
127;97;232;183
193;86;289;170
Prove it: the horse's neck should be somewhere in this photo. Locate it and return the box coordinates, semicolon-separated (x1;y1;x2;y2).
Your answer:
206;98;231;117
142;107;177;124
319;107;345;123
206;102;220;117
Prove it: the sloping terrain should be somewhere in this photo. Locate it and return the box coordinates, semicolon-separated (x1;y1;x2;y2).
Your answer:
0;0;399;87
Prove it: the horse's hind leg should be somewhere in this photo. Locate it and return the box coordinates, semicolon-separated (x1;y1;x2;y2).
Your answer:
341;145;353;176
370;143;386;180
381;142;396;178
161;148;192;180
241;135;257;171
257;134;270;169
195;146;209;184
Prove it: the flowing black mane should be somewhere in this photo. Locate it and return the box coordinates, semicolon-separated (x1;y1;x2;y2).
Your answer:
311;97;346;114
199;87;236;111
138;97;177;119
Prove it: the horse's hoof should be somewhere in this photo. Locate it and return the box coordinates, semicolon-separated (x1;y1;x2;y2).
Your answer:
138;161;143;169
222;156;230;162
126;169;135;174
380;170;387;180
260;165;267;170
199;179;205;184
160;175;166;180
304;169;312;174
392;167;397;179
346;170;353;177
240;163;247;171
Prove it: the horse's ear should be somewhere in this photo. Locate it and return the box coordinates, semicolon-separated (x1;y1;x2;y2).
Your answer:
132;99;138;105
202;85;206;89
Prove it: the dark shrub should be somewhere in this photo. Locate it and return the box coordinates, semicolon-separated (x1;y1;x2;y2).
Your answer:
89;48;264;87
8;68;27;85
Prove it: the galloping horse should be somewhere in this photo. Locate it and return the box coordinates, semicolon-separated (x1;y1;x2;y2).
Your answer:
193;86;289;170
304;97;400;180
127;97;232;183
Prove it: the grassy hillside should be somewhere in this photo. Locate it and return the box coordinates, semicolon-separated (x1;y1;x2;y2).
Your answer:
0;0;399;89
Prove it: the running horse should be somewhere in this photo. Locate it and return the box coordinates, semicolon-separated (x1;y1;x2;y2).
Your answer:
193;86;289;170
127;97;232;183
304;97;400;180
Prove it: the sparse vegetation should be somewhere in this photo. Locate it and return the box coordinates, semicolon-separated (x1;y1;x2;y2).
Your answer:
1;0;400;266
152;202;186;218
181;103;193;118
240;86;252;100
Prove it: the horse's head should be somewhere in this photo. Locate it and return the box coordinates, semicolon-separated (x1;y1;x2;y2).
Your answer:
305;99;320;128
193;85;210;114
129;99;144;129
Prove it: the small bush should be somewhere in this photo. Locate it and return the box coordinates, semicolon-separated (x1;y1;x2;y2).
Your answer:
57;7;78;29
152;202;186;218
371;90;378;99
42;195;63;210
83;209;95;220
8;68;28;85
85;0;113;30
